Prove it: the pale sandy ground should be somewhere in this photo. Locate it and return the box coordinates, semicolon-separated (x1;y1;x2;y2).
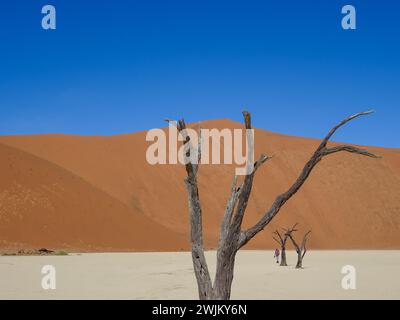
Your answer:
0;250;399;300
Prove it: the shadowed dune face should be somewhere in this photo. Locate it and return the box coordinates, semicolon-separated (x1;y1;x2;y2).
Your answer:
0;119;399;251
0;143;188;252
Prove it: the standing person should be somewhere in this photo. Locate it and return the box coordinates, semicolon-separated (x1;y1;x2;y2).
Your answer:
274;248;280;264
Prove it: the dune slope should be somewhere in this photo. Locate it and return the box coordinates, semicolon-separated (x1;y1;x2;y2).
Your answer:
0;119;399;250
0;143;187;251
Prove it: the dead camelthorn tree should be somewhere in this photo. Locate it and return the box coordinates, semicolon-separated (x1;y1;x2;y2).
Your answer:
174;110;379;300
272;223;298;266
287;229;312;269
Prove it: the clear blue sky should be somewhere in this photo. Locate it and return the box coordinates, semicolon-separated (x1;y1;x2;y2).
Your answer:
0;0;399;147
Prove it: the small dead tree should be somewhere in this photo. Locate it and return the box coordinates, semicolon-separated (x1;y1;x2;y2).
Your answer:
174;110;379;300
272;223;298;266
287;229;312;269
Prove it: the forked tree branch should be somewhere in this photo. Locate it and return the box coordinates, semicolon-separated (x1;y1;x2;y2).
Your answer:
222;112;272;245
288;230;311;254
238;110;379;249
282;223;299;235
272;236;281;246
273;230;284;244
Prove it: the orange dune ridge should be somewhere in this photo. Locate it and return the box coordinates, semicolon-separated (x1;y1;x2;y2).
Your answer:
0;119;399;251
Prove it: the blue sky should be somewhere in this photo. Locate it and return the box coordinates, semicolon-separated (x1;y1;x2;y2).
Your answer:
0;0;399;147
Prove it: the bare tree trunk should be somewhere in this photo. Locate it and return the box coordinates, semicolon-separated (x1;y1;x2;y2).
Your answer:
280;248;287;266
295;251;303;269
172;110;379;299
177;119;213;299
185;175;213;299
212;246;237;299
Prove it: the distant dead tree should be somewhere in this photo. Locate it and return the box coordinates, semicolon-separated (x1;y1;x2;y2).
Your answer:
174;110;379;300
287;229;312;269
272;223;298;266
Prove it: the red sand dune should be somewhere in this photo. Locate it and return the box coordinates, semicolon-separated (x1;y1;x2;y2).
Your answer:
0;119;399;251
0;143;187;252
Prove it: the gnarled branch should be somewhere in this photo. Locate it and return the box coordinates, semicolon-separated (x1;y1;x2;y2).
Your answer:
238;111;379;248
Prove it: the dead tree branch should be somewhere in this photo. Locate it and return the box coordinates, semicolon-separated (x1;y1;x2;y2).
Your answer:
238;110;379;249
